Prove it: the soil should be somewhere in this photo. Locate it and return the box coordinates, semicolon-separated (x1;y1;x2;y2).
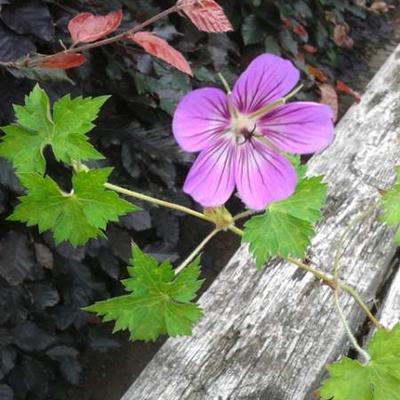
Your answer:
68;12;400;400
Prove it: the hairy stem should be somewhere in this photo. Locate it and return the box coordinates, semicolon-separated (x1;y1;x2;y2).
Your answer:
333;206;375;278
286;256;336;286
230;226;381;328
340;283;383;329
105;182;210;221
233;209;257;222
175;229;221;275
104;182;241;235
334;290;371;364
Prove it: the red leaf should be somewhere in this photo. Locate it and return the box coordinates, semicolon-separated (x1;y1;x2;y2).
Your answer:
319;83;338;122
336;80;361;103
333;24;353;48
177;0;232;33
303;44;318;54
280;16;291;28
293;24;308;40
68;10;123;44
305;65;328;83
127;32;192;76
38;53;86;69
369;1;393;14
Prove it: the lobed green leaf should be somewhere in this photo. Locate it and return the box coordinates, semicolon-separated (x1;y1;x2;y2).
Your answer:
0;85;108;174
243;158;327;268
381;166;400;244
9;168;137;246
319;324;400;400
84;246;204;341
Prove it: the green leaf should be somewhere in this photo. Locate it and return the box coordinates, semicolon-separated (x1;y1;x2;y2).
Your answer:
381;166;400;244
0;85;108;174
319;324;400;400
9;168;137;246
84;246;204;341
241;15;265;45
51;94;108;164
243;165;327;268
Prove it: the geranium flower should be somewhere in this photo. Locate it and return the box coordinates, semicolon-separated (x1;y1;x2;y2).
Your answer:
172;54;334;210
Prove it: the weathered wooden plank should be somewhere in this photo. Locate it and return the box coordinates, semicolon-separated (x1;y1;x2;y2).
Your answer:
377;263;400;329
122;45;400;400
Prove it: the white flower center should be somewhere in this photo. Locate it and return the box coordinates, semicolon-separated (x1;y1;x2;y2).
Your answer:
229;112;257;144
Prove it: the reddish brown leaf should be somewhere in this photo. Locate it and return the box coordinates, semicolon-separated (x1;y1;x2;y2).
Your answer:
333;23;353;48
38;53;86;69
177;0;233;33
126;32;192;76
280;16;291;28
370;1;395;13
305;65;328;83
293;24;308;40
319;83;338;122
303;44;318;53
68;10;123;44
336;80;361;103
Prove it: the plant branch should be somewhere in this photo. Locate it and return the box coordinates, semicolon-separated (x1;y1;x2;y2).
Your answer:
228;226;382;329
24;5;180;68
233;209;257;222
104;182;241;235
333;206;375;278
339;283;383;329
334;290;371;364
174;229;221;275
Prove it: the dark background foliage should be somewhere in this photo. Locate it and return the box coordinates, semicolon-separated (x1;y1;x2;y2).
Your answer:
0;0;397;398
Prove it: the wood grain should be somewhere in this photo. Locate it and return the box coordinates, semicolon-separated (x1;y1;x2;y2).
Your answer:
122;45;400;400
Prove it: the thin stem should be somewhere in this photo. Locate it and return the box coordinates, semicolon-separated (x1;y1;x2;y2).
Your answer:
26;5;179;68
334;290;371;364
248;85;304;120
105;182;211;222
233;209;257;222
286;256;336;286
228;225;244;236
230;227;382;328
340;283;383;329
218;73;231;94
333;206;375;278
174;229;220;275
104;182;241;235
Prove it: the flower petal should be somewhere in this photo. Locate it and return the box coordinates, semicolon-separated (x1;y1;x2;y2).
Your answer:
231;54;300;114
183;138;236;207
173;88;230;152
257;102;334;154
235;140;296;210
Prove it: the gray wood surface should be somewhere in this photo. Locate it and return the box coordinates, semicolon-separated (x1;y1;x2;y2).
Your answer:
378;263;400;329
122;45;400;400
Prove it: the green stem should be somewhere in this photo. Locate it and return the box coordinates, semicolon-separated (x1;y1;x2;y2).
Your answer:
334;290;371;364
333;206;375;278
174;229;220;275
340;283;383;329
248;85;304;120
233;209;257;222
104;182;241;235
286;256;336;286
230;226;381;328
218;73;232;94
105;182;211;222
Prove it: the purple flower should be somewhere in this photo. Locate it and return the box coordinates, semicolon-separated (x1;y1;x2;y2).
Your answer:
173;54;334;210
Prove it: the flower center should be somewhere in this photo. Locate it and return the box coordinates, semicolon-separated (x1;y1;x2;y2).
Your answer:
230;113;257;144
